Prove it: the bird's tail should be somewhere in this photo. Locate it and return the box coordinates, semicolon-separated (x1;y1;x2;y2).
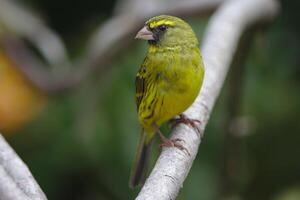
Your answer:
129;130;154;188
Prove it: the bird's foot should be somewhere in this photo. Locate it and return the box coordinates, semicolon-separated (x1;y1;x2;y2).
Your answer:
159;137;190;156
170;114;203;138
152;123;190;156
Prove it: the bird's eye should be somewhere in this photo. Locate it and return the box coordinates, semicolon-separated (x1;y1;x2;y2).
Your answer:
158;25;167;31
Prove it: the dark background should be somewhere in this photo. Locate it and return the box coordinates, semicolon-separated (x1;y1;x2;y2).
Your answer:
1;0;300;199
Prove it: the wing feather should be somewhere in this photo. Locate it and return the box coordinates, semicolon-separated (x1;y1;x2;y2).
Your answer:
135;64;147;110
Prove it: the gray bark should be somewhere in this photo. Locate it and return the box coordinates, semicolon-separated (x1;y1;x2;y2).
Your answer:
0;135;47;200
136;0;279;199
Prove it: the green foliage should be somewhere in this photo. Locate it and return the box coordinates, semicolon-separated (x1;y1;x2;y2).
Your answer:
6;1;300;199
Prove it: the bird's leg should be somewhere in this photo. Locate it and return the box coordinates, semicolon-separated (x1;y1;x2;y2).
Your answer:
152;123;190;156
170;114;203;138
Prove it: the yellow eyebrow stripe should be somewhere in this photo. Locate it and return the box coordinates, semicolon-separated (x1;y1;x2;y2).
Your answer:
149;20;175;29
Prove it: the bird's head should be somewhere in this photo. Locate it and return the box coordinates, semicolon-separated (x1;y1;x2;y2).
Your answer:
135;15;198;48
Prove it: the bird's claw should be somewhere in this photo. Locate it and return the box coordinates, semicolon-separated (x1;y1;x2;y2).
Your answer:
160;138;190;156
170;114;203;138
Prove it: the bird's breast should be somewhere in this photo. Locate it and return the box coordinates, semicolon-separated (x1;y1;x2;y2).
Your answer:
138;47;204;130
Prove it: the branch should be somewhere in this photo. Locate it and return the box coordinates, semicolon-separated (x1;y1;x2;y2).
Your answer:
135;0;279;199
0;134;47;200
0;0;70;68
1;0;224;93
114;0;224;17
73;0;225;90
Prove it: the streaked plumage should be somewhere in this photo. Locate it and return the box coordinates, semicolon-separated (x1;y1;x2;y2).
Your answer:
130;15;204;188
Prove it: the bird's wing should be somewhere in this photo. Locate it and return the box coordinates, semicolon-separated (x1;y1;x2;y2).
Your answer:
135;64;146;110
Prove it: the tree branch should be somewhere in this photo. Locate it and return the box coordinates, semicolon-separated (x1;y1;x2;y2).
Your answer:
71;0;225;91
1;0;224;93
0;0;70;68
0;134;47;200
135;0;279;199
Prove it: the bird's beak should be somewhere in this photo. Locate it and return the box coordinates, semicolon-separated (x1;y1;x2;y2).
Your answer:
135;26;154;40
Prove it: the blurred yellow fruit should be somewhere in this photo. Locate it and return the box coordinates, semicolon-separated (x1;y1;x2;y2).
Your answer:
0;50;46;133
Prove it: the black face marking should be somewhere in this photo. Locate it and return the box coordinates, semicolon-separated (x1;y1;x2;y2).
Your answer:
147;24;168;45
148;40;157;45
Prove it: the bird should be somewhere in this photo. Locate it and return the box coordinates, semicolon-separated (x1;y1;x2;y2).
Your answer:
130;15;205;188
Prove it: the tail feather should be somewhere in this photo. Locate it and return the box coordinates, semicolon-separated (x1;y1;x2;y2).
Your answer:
129;130;154;188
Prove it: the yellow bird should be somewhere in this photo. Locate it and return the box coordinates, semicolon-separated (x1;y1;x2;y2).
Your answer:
130;15;205;187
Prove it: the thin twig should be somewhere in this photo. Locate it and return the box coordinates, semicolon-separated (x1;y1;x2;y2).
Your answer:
0;0;70;68
135;0;279;199
74;0;225;91
1;0;224;93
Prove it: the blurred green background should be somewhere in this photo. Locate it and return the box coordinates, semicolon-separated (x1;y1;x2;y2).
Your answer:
1;0;300;199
